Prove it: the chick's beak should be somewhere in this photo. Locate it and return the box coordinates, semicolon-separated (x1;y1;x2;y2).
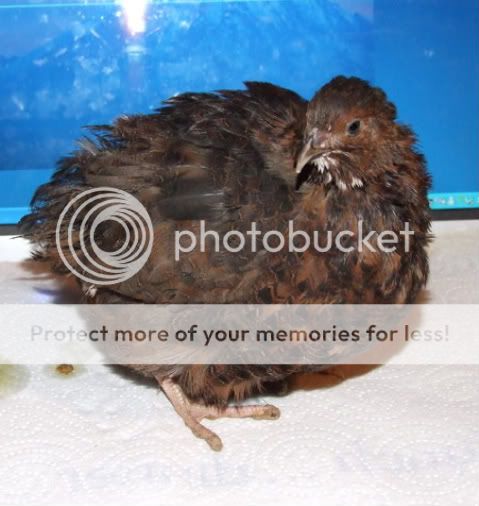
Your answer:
295;128;331;174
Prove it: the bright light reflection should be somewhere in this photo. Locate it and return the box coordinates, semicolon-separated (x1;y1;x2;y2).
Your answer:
118;0;151;36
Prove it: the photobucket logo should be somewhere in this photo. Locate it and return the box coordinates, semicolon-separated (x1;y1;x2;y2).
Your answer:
56;187;153;285
175;220;414;261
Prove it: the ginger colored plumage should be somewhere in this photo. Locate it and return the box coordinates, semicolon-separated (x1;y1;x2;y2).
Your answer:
21;76;431;450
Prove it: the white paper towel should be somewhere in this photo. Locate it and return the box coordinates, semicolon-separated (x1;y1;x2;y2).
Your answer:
0;220;478;506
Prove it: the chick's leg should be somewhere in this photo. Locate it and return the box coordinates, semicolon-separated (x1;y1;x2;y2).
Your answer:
159;378;280;451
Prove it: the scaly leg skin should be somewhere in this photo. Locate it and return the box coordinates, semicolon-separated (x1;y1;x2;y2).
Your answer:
159;378;280;451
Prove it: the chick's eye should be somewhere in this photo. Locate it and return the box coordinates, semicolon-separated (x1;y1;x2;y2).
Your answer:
347;120;361;135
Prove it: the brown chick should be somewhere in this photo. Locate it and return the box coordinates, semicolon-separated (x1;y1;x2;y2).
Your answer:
20;76;431;450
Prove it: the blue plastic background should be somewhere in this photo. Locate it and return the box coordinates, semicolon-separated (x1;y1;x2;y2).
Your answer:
0;0;477;223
